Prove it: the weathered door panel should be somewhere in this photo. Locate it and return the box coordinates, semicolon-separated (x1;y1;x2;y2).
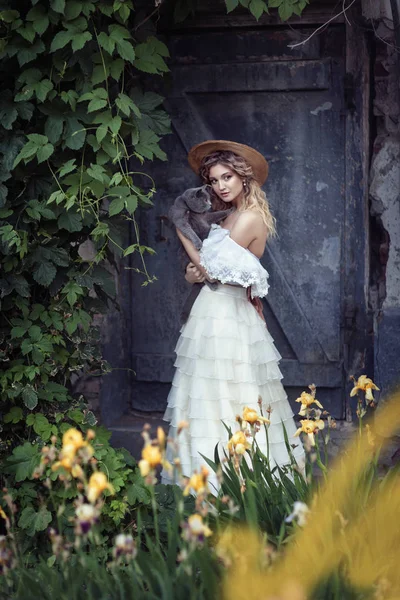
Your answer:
129;26;352;418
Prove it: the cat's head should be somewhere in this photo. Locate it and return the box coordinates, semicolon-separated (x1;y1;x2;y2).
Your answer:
181;185;212;213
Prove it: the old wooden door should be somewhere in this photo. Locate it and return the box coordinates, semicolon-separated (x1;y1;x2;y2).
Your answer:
124;15;368;421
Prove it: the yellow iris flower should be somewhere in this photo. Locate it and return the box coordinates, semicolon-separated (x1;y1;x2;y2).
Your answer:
350;375;380;402
295;392;323;416
187;514;212;538
87;471;114;504
139;444;163;477
242;406;271;426
227;431;251;456
62;428;87;451
294;419;324;446
183;466;209;496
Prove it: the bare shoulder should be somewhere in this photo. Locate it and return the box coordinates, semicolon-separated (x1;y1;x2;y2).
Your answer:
229;209;267;251
232;210;266;235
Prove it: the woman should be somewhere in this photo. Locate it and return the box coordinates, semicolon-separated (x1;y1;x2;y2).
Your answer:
161;140;304;490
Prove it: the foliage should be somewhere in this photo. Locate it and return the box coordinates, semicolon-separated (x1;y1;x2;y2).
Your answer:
1;422;151;560
225;0;310;21
173;0;309;23
0;0;171;460
0;381;396;600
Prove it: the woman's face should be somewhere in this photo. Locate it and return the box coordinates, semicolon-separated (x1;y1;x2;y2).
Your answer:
208;163;244;204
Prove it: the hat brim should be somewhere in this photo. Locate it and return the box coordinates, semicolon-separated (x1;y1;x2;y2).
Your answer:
188;140;269;186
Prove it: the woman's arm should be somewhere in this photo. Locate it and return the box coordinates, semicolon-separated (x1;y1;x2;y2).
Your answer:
176;228;210;277
185;262;206;284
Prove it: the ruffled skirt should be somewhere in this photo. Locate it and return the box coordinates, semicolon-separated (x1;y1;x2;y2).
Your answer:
161;283;305;490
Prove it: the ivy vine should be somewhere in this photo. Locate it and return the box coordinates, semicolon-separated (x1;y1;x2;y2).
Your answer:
0;0;171;454
173;0;309;23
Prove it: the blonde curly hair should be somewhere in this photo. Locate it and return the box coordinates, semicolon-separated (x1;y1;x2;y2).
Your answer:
199;150;276;238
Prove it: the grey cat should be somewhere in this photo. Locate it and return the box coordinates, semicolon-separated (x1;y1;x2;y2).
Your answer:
169;185;233;251
169;185;234;322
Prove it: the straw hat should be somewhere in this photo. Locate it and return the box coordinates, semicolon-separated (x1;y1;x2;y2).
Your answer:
188;140;269;186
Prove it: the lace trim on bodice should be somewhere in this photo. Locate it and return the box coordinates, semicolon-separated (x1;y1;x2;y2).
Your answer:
199;224;269;298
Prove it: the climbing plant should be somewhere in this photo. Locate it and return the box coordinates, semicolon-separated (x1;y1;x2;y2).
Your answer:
0;0;171;457
173;0;309;23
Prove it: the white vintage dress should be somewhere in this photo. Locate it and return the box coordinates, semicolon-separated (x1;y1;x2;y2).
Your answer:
161;224;305;490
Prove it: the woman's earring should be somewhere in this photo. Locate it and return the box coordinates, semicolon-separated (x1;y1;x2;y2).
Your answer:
243;180;247;187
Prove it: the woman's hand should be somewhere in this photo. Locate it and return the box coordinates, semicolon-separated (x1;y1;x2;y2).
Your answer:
185;262;206;284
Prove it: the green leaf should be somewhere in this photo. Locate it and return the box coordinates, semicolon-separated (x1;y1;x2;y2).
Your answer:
91;64;107;85
97;32;115;55
21;339;33;355
11;275;30;297
58;210;83;232
51;0;66;14
249;0;267;19
115;92;138;117
28;413;52;440
123;244;137;257
5;442;40;482
126;477;151;505
125;195;138;214
0;10;20;23
17;23;36;43
278;1;293;19
268;0;282;6
58;158;76;178
108;197;125;216
60;89;78;110
50;30;72;52
88;97;107;112
64;117;86;150
33;261;57;286
35;79;53;103
32;347;44;365
65;312;79;334
130;88;164;112
136;128;167;161
45;115;64;144
17;101;34;121
0;99;18;129
225;0;239;10
27;5;50;35
13;142;38;168
49;247;70;267
134;38;169;74
71;30;92;51
91;221;109;240
28;325;42;342
36;142;54;163
108;23;131;40
18;506;52;536
64;0;84;20
4;407;24;424
22;385;38;410
13;134;53;167
62;281;83;306
17;39;45;66
116;39;135;62
110;58;124;80
96;124;108;143
109;116;121;135
87;163;109;183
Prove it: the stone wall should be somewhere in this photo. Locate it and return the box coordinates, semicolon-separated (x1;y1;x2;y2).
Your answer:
363;0;400;403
